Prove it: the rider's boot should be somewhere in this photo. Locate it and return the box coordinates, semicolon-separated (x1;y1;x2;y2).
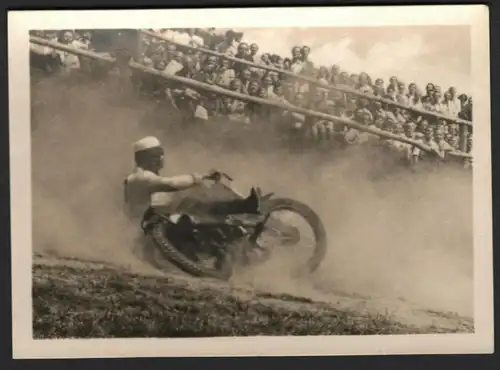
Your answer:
211;187;261;215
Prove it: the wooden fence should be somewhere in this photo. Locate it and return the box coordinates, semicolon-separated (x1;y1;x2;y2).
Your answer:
29;35;472;160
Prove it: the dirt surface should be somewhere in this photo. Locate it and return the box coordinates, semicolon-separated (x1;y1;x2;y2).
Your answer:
33;253;472;338
31;70;474;337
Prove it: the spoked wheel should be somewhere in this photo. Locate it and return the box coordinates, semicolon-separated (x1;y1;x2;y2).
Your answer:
246;198;328;274
149;221;235;281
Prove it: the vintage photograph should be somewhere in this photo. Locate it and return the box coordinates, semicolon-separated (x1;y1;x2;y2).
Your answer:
9;6;492;358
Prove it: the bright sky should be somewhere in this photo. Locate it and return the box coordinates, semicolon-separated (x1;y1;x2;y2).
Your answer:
235;26;471;96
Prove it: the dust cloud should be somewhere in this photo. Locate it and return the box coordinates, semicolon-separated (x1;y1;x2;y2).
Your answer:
31;75;473;317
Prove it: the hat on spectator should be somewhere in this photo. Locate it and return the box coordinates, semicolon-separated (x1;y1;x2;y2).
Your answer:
133;136;162;153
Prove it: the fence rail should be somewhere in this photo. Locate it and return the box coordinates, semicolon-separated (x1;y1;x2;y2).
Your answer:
28;35;472;160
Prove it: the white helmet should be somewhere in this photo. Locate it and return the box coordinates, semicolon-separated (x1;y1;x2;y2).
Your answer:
133;136;162;153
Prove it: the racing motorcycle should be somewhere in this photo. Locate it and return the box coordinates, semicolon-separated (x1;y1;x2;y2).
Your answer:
140;171;327;280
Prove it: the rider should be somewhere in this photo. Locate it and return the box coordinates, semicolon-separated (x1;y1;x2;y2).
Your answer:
124;136;260;221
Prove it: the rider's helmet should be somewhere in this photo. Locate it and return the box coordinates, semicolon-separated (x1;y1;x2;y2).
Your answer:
133;136;164;173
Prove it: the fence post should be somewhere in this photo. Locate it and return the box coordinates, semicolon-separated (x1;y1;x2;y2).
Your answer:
459;123;468;153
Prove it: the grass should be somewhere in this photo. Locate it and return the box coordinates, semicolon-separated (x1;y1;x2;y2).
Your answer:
32;260;470;338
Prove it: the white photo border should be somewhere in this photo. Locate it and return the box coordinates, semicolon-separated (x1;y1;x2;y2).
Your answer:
8;5;493;359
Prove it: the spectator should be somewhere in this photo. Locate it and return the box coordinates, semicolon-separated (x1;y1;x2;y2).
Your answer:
290;46;304;74
423;83;435;101
301;46;314;71
435;128;455;154
407;83;421;108
358;72;373;94
459;96;472;121
317;67;329;85
396;82;409;105
187;28;204;48
239;68;252;93
160;28;177;41
164;51;185;75
216;30;240;56
429;90;445;113
339;71;349;85
247;43;262;77
235;43;253;61
350;73;360;88
221;95;248;123
417;126;442;160
274;55;284;70
386;85;397;101
269;84;291;104
172;28;193;46
387;76;398;92
204;55;218;67
215;58;236;87
447;87;461;116
164;43;177;63
247;80;261;96
260;53;271;66
374;78;385;90
177;55;198;79
230;43;252;76
373;113;386;130
154;59;167;72
404;121;423;140
74;31;91;49
249;43;260;62
392;107;407;125
261;72;275;96
329;65;340;84
372;101;386;118
55;30;83;71
442;90;460;117
195;62;218;84
228;78;243;93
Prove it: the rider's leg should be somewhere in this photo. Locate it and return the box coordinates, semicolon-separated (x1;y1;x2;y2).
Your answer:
210;187;261;215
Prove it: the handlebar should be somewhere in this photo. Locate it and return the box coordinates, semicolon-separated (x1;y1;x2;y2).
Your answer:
208;170;233;183
202;170;247;199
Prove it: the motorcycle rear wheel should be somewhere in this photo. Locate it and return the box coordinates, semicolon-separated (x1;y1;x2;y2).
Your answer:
150;221;235;280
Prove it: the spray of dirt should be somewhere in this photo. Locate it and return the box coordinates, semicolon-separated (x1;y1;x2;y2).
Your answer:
31;75;473;317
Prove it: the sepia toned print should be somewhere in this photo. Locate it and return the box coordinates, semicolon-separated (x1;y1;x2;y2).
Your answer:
9;6;492;358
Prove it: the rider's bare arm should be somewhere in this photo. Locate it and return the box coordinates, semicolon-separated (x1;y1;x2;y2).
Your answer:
144;172;204;193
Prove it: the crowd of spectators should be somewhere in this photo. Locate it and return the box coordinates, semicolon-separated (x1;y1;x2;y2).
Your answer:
29;28;474;166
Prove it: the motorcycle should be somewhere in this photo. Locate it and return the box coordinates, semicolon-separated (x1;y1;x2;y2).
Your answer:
140;171;328;280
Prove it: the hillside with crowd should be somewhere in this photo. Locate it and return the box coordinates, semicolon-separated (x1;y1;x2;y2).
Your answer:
29;28;473;167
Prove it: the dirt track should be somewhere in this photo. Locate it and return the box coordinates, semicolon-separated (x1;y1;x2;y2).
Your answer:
31;71;474;337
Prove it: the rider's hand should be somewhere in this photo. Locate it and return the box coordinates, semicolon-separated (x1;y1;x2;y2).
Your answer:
203;170;221;181
190;173;205;185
